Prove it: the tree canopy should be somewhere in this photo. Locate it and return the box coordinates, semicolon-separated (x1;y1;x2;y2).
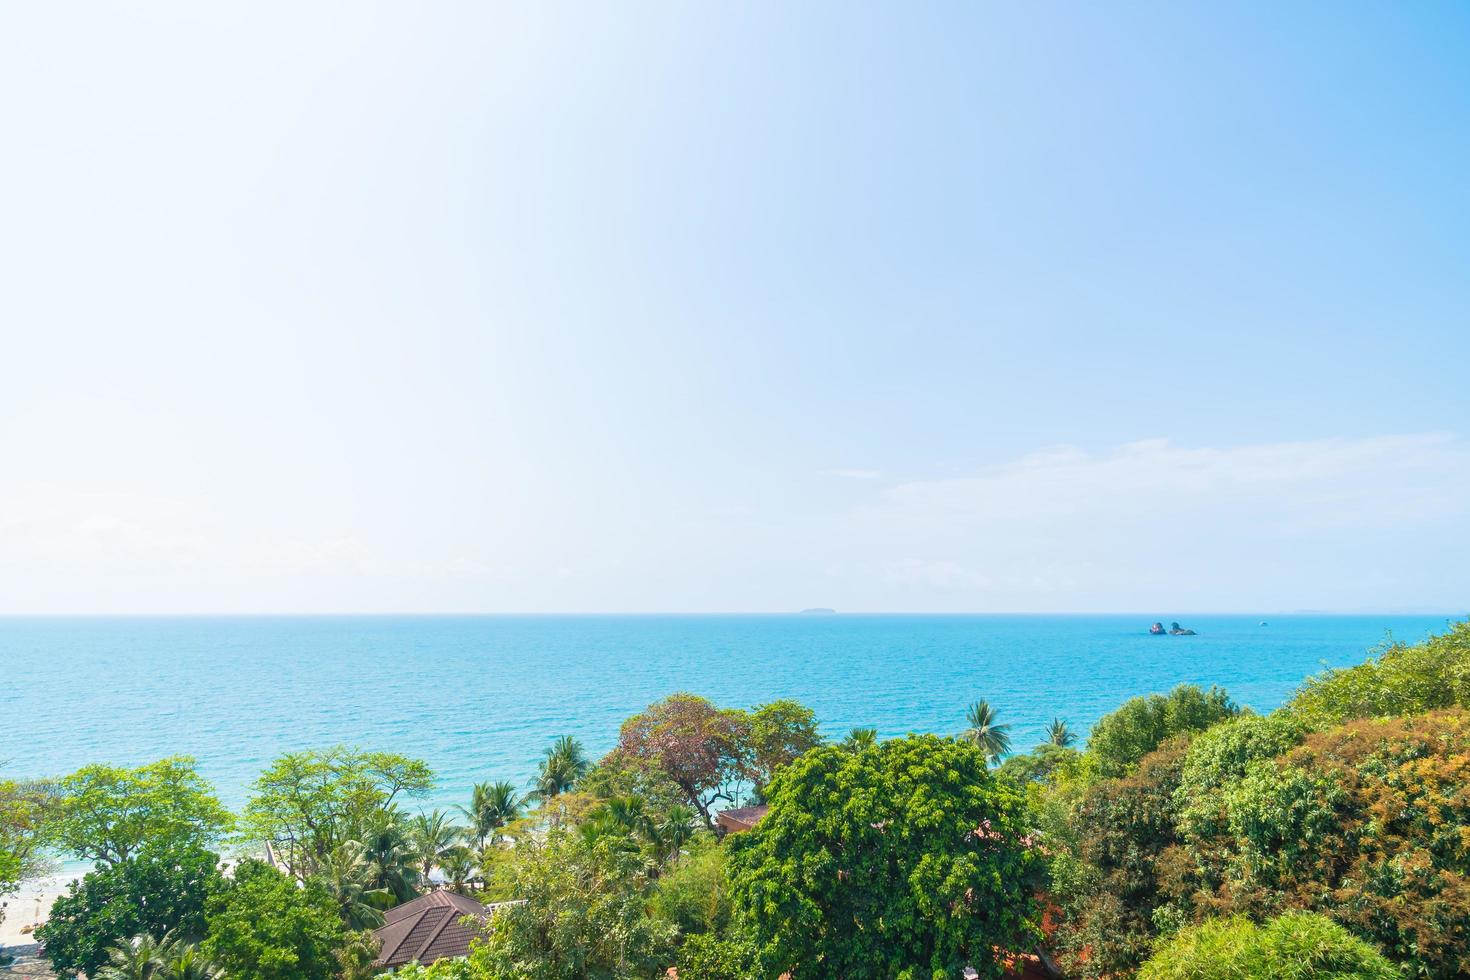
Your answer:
728;734;1043;980
1138;912;1398;980
50;758;232;866
202;858;350;980
1086;685;1239;779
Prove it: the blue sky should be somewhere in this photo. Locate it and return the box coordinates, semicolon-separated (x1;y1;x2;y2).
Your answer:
1;2;1467;612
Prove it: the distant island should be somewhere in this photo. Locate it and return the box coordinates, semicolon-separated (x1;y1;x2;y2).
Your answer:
800;607;837;614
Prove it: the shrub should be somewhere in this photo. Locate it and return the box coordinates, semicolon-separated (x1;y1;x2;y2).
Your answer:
727;734;1043;980
1087;685;1239;779
1287;619;1470;728
202;858;349;980
37;844;223;978
1138;911;1398;980
650;836;730;936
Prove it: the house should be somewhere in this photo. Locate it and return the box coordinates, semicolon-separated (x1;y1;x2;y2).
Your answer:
715;804;768;835
372;891;491;969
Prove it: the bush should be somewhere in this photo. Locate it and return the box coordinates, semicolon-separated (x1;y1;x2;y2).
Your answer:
1138;912;1398;980
202;858;349;980
37;844;223;978
727;734;1043;980
1180;710;1470;978
1087;685;1239;779
1287;619;1470;728
650;836;730;936
1173;713;1307;843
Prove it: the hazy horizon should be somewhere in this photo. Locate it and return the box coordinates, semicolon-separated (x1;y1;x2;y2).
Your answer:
4;3;1468;615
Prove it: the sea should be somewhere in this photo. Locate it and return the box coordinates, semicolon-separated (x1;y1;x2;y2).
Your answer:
3;614;1458;815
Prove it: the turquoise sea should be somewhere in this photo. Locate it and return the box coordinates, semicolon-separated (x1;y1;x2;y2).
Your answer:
3;614;1459;813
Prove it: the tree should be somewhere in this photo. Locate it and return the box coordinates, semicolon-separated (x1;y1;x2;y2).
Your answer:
93;934;163;980
151;934;226;980
459;781;522;848
994;742;1079;785
38;844;224;979
743;699;822;795
1287;619;1470;728
1176;710;1470;979
410;809;465;877
317;840;394;930
843;727;878;750
649;835;730;937
0;776;61;922
51;758;232;867
727;734;1044;979
202;858;349;980
963;699;1013;764
611;694;749;830
530;737;590;804
1046;718;1076;747
1086;685;1238;779
242;748;432;878
358;810;420;902
1138;912;1398;980
473;831;676;979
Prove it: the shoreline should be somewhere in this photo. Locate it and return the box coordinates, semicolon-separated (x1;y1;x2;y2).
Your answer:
0;873;76;950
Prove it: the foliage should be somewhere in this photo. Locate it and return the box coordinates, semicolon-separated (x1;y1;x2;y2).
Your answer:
202;858;350;980
459;781;521;847
1171;712;1307;843
316;840;395;929
410;808;467;876
673;932;759;980
1138;912;1398;980
727;734;1043;980
742;699;822;795
962;699;1012;764
1086;685;1239;779
242;748;432;877
385;960;475;980
50;758;232;866
472;831;677;979
612;694;750;830
358;809;421;901
37;844;224;979
1177;710;1470;979
649;834;730;936
1046;717;1077;747
1053;739;1191;978
1287;619;1470;727
843;727;878;749
995;742;1079;785
0;776;61;915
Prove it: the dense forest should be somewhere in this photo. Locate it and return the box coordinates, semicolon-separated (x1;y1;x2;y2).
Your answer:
4;620;1469;979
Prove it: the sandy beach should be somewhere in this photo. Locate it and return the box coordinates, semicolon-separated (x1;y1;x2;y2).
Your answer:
0;874;75;950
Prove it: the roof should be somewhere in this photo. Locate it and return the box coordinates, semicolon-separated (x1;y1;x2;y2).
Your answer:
373;891;490;968
715;805;769;832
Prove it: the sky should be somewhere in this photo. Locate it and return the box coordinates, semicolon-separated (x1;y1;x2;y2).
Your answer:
1;2;1467;614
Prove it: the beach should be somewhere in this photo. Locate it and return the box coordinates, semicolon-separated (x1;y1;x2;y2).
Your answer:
0;873;73;951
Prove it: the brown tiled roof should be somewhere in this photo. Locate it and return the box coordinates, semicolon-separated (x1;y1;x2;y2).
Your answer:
373;891;490;968
716;805;769;832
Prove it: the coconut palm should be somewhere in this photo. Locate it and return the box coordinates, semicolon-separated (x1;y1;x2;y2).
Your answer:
459;780;523;848
95;934;163;980
359;811;420;903
152;935;224;980
843;727;878;750
1046;717;1077;747
409;809;465;878
962;700;1012;764
319;840;395;930
439;845;477;895
529;736;589;802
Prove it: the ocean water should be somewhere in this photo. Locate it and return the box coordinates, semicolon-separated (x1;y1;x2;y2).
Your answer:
3;614;1457;813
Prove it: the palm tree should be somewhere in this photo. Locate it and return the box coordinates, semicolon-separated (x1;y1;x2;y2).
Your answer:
359;811;420;903
529;736;589;803
319;840;395;930
458;781;523;848
1046;717;1077;747
843;727;878;750
439;845;477;895
95;935;163;980
409;809;464;879
151;935;224;980
962;700;1012;764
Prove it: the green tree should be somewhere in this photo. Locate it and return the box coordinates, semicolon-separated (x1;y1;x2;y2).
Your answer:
727;734;1043;980
611;694;749;830
93;934;163;980
410;808;465;876
529;737;590;804
743;699;822;795
242;748;432;877
473;831;677;979
1087;685;1239;779
317;840;394;930
459;781;522;848
358;809;420;902
1138;912;1398;980
38;844;224;979
0;776;61;922
962;699;1013;764
1046;717;1077;747
843;727;878;750
649;835;730;936
994;742;1079;785
151;934;225;980
1287;619;1470;727
51;758;232;866
202;858;349;980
